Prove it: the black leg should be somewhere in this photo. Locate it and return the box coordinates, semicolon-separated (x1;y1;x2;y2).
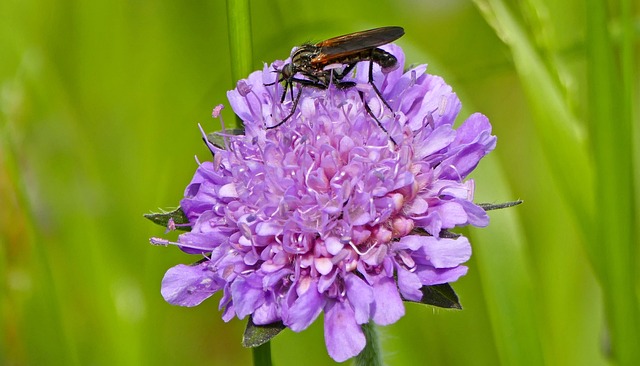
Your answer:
367;56;393;111
268;85;304;129
263;67;282;87
335;81;356;89
288;80;295;103
269;77;329;129
340;62;357;78
358;90;397;146
280;80;289;103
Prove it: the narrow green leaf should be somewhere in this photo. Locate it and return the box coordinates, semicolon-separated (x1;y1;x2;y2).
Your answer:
586;0;640;363
144;207;190;231
242;317;286;348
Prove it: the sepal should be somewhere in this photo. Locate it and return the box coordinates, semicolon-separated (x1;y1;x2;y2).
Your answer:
403;283;462;309
242;316;286;348
206;129;245;149
479;200;523;211
144;207;190;231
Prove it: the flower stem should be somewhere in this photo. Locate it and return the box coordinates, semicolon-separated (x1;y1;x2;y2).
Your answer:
354;323;383;366
225;4;266;364
226;0;253;128
252;341;272;366
226;0;253;83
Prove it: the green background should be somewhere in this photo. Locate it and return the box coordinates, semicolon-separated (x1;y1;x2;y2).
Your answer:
2;0;638;365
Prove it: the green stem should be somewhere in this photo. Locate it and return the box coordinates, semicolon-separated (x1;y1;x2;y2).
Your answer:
226;0;253;128
226;3;266;364
252;342;272;366
226;0;253;82
354;323;383;366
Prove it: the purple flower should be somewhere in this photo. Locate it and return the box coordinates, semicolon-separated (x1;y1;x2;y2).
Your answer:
158;44;496;362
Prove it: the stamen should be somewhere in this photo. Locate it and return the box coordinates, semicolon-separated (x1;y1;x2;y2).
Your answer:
425;112;435;130
149;237;213;252
346;240;378;256
438;96;448;116
236;80;252;96
211;104;224;119
445;164;463;182
165;218;176;233
150;237;171;247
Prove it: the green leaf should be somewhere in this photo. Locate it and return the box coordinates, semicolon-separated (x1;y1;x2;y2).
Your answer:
242;316;286;348
143;207;190;231
405;283;462;310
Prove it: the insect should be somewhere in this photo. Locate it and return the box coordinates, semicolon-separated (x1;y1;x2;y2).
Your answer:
267;26;405;134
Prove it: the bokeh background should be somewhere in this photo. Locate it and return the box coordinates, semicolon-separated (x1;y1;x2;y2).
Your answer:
2;0;638;365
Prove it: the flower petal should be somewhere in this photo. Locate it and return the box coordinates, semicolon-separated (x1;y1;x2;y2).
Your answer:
371;276;405;325
161;263;220;306
397;266;423;301
231;274;266;319
418;236;472;268
285;281;324;332
324;300;366;362
345;274;374;324
417;265;469;285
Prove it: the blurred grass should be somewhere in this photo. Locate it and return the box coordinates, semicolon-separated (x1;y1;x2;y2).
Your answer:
585;0;639;363
1;0;637;365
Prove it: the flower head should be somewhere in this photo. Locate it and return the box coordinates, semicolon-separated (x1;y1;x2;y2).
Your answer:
158;44;496;362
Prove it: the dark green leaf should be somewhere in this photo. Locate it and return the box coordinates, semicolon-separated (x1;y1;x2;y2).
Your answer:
479;200;523;211
242;316;286;348
144;207;190;231
405;283;462;309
